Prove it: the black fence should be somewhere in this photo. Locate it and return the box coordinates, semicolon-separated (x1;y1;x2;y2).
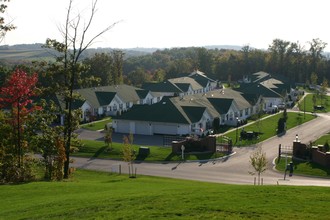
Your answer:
279;145;293;155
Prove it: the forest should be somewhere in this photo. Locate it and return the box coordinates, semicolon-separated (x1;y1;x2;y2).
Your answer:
1;38;330;89
120;38;330;86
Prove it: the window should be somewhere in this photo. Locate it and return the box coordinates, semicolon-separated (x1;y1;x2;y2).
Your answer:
126;102;130;108
113;104;117;111
119;103;123;110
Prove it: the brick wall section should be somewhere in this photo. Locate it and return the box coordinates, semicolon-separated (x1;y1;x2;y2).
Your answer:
293;141;330;168
293;141;308;158
311;147;330;168
171;136;216;154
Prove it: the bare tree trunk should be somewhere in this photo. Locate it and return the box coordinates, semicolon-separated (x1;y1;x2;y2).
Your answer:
17;102;21;168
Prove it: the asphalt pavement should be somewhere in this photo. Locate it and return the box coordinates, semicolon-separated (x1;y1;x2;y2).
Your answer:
75;112;330;186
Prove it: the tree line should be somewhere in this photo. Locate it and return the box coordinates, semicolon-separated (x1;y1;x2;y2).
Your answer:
121;38;329;86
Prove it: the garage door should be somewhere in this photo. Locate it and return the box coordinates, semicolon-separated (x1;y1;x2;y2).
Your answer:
153;123;177;135
116;121;130;133
135;122;151;135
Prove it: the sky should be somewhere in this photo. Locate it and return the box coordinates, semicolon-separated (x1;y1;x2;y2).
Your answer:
3;0;330;51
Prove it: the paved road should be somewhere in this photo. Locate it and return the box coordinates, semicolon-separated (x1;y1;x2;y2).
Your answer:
74;112;330;186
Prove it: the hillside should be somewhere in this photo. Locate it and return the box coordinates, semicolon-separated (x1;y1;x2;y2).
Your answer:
0;43;242;63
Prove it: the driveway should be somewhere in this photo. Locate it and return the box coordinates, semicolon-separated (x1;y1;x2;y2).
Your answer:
74;112;330;186
76;129;164;146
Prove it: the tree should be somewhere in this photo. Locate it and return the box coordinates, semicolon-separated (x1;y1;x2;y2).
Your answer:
82;53;113;87
152;68;166;82
277;117;286;134
44;0;119;179
0;0;16;43
249;147;267;185
0;69;40;168
320;78;328;105
0;69;41;183
268;39;290;75
111;50;124;85
104;127;113;150
126;67;151;86
122;134;136;178
29;99;67;181
308;38;327;75
310;72;318;89
324;141;329;153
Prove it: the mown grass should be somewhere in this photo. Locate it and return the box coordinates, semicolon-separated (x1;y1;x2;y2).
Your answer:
80;118;112;131
221;112;316;146
1;169;330;220
313;133;330;146
276;157;330;177
299;94;330;112
74;140;224;162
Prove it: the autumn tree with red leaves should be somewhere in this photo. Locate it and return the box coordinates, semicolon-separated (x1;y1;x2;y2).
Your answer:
0;69;41;182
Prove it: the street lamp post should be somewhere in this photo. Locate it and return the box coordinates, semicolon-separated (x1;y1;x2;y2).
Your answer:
304;95;306;119
236;117;239;143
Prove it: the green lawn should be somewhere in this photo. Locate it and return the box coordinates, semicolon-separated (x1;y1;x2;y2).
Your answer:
314;133;330;146
74;140;224;162
80;118;112;131
299;94;330;112
276;157;330;177
1;169;330;219
222;112;316;146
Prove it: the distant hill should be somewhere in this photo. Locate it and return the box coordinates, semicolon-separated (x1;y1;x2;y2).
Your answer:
0;44;159;63
0;44;248;63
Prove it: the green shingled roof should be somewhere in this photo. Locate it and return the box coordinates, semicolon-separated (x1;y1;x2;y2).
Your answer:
207;98;233;115
142;81;182;93
114;97;190;124
237;83;281;98
95;91;116;106
181;106;206;123
189;70;216;87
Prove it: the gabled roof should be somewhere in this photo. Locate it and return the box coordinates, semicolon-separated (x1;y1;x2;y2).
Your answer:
181;106;207;123
135;90;149;99
207;98;233;115
205;88;252;110
95;91;116;106
168;77;203;91
189;70;216;87
113;97;190;124
142;70;216;94
142;81;182;93
249;71;271;83
236;83;282;98
114;87;258;125
173;83;191;92
76;85;146;107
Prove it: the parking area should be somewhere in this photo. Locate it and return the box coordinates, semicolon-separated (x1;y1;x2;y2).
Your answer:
76;129;165;147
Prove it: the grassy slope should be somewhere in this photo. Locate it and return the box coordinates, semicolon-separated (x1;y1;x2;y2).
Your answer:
1;170;330;220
